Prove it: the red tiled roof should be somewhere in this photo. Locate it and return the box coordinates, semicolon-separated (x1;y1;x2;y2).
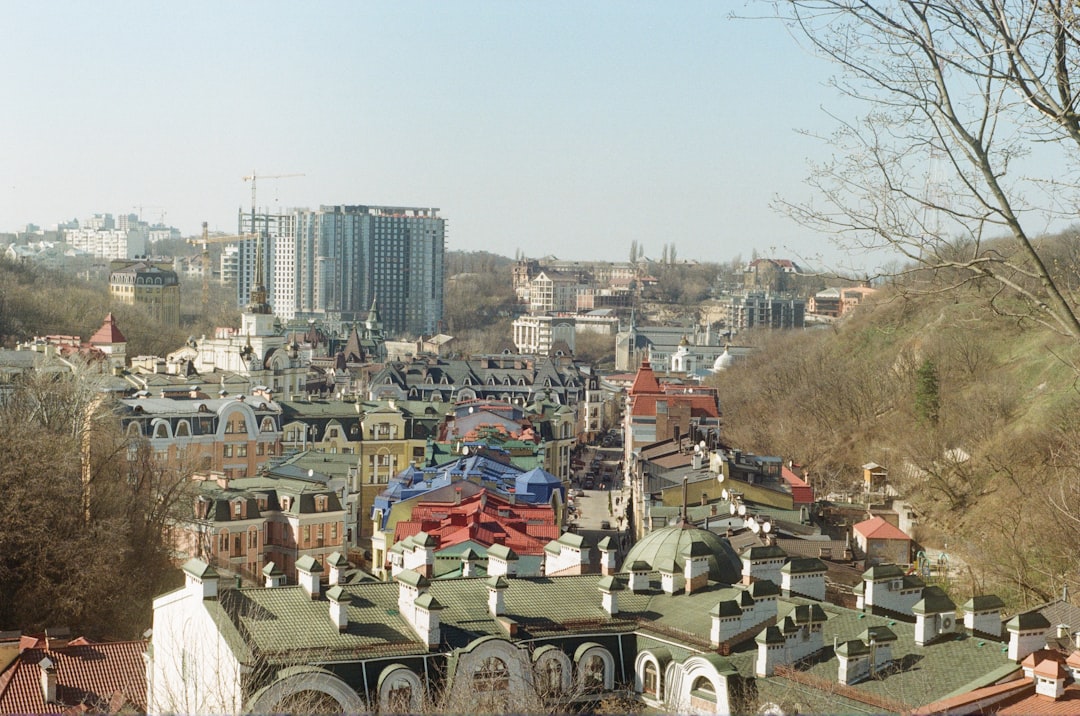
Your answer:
629;359;661;395
781;466;814;505
630;394;720;418
997;684;1080;715
853;516;911;541
87;313;126;345
393;489;557;556
911;677;1032;716
0;640;147;715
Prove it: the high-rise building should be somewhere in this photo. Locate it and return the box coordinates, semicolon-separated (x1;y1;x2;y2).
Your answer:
236;204;445;338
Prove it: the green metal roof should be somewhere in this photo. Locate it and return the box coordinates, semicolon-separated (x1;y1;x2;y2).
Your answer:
912;586;956;615
963;595;1006;612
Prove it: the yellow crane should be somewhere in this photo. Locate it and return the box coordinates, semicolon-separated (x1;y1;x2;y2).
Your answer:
188;221;256;316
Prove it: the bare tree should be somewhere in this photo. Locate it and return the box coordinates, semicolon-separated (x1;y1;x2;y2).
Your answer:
772;1;1080;342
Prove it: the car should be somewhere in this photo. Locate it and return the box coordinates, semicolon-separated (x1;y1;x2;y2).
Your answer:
601;520;611;530
584;478;595;489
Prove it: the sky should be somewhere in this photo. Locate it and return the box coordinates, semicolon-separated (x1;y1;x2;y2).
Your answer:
0;1;859;270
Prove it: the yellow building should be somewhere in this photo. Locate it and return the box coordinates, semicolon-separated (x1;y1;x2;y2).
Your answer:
108;260;181;326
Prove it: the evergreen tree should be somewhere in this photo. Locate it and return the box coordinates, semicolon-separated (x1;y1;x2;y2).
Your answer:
915;358;941;426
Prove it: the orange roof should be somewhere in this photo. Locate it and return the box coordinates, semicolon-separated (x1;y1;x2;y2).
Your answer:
629;358;661;394
0;640;146;714
852;516;911;541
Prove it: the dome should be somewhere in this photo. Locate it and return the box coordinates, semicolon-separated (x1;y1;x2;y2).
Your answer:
711;347;734;372
622;524;742;584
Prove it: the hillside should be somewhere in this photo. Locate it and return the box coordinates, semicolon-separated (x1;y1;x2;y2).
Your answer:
708;283;1080;610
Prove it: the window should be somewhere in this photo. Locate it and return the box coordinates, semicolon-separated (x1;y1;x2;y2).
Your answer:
583;655;605;692
474;657;509;692
331;522;338;540
223;444;233;458
233;501;242;517
303;525;311;544
643;661;658;696
257;443;265;456
237;444;248;458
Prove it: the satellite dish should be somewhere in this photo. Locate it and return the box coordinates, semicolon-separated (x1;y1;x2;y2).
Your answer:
722;489;729;500
717;473;725;483
762;521;773;534
729;503;737;515
738;504;747;516
750;520;761;534
699;440;707;449
307;469;314;477
694;444;701;453
461;445;470;455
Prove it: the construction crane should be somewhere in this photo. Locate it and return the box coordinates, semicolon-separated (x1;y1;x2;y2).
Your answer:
189;221;256;316
241;171;304;312
132;205;166;224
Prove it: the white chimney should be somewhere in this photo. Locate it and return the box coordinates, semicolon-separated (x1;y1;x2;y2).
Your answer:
487;575;509;616
183;559;219;600
296;555;323;599
39;657;57;704
326;551;349;586
327;586;348;632
262;561;286;588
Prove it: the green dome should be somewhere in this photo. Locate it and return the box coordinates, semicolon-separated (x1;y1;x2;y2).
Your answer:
622;524;742;584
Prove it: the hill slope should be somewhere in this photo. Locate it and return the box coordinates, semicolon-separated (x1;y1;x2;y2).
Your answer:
709;284;1080;609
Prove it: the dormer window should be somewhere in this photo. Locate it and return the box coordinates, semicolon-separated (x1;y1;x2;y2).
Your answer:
233;501;242;518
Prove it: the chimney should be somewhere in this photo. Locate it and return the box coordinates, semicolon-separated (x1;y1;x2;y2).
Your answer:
295;555;323;599
622;561;648;592
598;575;625;616
461;547;480;578
507;487;516;505
262;562;286;588
326;552;349;586
683;541;711;595
327;586;349;632
486;544;518;578
487;575;509;616
183;559;219;600
597;537;617;576
454;486;463;505
1007;611;1052;661
44;627;70;651
39;657;57;705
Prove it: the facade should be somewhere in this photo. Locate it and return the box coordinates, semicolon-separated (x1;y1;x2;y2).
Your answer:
853;516;913;566
237;205;445;336
108;260;181;326
148;541;1024;716
511;312;619;356
721;293;806;332
64;227;147;260
172;469;348;582
117;388;283;479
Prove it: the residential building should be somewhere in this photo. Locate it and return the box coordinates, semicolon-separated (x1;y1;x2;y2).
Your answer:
720;292;805;332
853;516;913;566
117;388;283;479
173;469;347;582
511;311;619;356
743;258;802;293
64;227;148;260
108;260;181;326
237;205;445;336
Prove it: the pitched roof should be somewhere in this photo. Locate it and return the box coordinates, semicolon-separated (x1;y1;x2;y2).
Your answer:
0;640;147;714
853;516;911;541
87;313;126;345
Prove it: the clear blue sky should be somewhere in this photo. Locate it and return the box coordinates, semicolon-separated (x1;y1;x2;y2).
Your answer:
1;1;859;269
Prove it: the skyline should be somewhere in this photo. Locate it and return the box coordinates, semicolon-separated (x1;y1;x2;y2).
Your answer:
3;2;870;271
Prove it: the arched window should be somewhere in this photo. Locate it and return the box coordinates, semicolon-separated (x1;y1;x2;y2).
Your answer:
153;422;169;439
539;659;562;695
583;655;605;692
175;421;190;437
643;661;659;696
387;682;412;713
126;422;142;437
473;656;509;692
260;417;276;432
691;676;715;697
